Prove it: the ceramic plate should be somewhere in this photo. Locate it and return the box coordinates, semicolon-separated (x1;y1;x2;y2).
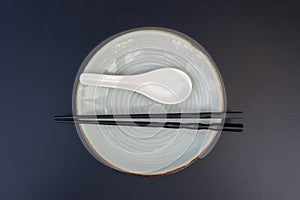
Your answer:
72;28;226;176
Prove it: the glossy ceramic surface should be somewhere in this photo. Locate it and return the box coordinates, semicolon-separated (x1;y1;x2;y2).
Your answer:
72;28;226;176
79;68;193;104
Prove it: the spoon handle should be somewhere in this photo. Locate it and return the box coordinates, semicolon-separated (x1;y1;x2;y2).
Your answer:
80;73;123;88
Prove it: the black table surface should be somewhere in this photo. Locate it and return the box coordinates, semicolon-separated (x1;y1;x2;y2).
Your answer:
1;0;299;199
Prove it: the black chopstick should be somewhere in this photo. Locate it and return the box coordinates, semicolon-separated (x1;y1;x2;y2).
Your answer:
54;118;243;132
54;111;242;120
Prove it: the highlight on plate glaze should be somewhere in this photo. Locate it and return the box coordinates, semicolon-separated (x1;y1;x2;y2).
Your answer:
72;27;226;176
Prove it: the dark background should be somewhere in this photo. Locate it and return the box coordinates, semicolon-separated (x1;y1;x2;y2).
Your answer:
1;0;299;199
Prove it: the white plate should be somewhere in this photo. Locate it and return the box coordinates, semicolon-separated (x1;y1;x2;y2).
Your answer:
72;28;226;176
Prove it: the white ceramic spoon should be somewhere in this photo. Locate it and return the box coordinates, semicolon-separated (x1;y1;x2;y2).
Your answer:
79;68;192;104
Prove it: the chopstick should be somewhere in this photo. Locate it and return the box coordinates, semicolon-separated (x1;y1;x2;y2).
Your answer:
54;111;242;120
54;111;243;132
54;119;243;132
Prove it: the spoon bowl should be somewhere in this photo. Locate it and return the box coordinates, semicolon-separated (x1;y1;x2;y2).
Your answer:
79;68;193;104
